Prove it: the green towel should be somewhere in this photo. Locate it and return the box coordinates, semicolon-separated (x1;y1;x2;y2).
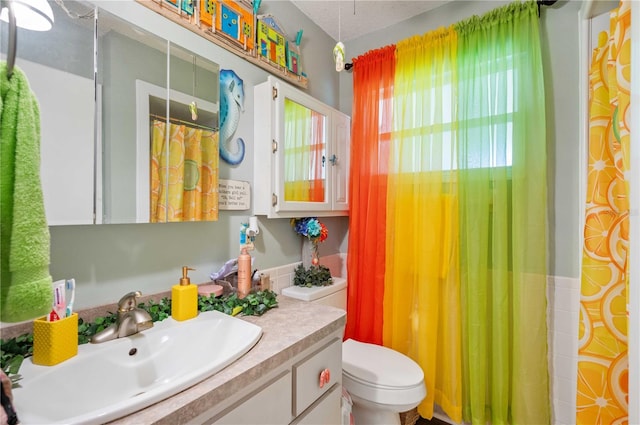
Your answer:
0;63;53;322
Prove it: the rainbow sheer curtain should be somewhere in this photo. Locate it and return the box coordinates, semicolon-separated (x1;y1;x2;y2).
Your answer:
577;2;630;423
350;1;550;423
455;2;549;423
384;27;462;422
150;119;219;222
346;45;396;345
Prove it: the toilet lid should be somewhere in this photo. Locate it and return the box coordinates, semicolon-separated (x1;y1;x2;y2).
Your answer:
342;339;424;389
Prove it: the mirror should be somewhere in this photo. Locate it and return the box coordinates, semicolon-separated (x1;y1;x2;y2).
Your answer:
283;98;328;204
97;7;168;224
99;9;220;224
0;1;220;225
1;1;96;225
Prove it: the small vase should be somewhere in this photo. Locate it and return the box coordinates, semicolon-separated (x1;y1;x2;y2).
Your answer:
301;238;319;269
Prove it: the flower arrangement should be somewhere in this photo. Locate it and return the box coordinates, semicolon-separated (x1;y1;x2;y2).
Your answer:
291;217;332;286
290;217;328;243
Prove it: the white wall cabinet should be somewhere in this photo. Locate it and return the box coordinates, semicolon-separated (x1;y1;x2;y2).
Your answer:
254;76;350;218
192;332;343;424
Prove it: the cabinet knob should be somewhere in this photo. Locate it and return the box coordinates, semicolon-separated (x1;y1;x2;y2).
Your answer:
319;368;331;388
321;155;338;168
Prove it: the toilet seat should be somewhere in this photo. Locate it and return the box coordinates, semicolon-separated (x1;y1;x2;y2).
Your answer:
342;339;426;408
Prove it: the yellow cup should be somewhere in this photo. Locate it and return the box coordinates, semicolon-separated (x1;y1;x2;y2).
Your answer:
33;313;78;366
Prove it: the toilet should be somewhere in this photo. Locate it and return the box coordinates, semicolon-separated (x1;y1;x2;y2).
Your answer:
282;278;426;425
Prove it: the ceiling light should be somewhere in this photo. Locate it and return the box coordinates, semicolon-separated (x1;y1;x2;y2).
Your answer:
0;0;55;31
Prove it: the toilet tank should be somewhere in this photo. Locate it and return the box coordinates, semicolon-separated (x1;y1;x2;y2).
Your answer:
281;277;347;310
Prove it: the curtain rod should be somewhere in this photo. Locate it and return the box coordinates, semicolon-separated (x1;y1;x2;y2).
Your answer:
537;0;558;17
342;0;558;72
149;114;218;132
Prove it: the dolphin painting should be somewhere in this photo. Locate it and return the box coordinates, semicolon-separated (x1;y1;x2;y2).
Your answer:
219;69;246;165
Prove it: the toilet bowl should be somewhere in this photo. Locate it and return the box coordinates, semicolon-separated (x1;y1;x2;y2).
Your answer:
342;338;426;425
282;277;426;425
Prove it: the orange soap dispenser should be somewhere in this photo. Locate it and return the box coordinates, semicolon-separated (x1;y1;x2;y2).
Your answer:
172;266;198;321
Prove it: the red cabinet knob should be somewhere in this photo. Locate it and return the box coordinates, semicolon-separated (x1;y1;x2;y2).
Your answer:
319;368;331;388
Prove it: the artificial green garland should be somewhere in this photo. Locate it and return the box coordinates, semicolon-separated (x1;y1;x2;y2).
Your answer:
292;264;333;287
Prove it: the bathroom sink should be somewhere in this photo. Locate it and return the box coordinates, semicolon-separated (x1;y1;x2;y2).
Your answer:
13;310;262;425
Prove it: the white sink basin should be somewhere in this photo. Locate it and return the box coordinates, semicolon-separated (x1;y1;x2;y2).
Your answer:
13;310;262;424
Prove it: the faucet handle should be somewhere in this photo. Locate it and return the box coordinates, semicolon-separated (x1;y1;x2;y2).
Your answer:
118;291;142;312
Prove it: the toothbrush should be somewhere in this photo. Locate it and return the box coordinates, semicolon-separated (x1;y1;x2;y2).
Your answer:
65;278;76;317
55;285;66;320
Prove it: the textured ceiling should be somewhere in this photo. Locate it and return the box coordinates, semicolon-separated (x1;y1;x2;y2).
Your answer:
289;0;451;42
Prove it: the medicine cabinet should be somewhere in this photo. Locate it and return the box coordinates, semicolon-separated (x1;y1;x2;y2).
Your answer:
254;77;350;218
2;1;220;225
5;1;96;225
98;6;221;224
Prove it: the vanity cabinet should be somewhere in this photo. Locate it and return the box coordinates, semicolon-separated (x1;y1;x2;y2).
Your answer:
197;333;343;424
254;77;350;218
213;370;293;424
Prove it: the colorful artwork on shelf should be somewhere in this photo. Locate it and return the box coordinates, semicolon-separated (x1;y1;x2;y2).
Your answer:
199;0;254;51
181;0;194;15
137;1;307;87
257;14;287;69
286;42;300;75
221;3;240;39
162;0;193;15
200;0;215;26
286;29;303;75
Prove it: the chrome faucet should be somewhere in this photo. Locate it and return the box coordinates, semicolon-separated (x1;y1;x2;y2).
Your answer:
90;291;154;344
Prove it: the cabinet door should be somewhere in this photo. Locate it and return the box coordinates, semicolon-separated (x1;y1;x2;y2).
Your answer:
331;112;350;212
213;370;292;424
293;338;342;416
273;81;334;214
291;384;342;425
254;76;350;218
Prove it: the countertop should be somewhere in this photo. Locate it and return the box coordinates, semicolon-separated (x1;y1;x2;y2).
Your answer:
107;296;346;424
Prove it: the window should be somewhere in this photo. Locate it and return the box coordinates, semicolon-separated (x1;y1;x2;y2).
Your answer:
386;64;515;173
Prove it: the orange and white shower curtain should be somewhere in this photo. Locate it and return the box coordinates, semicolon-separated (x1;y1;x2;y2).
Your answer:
150;119;219;222
577;2;630;423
